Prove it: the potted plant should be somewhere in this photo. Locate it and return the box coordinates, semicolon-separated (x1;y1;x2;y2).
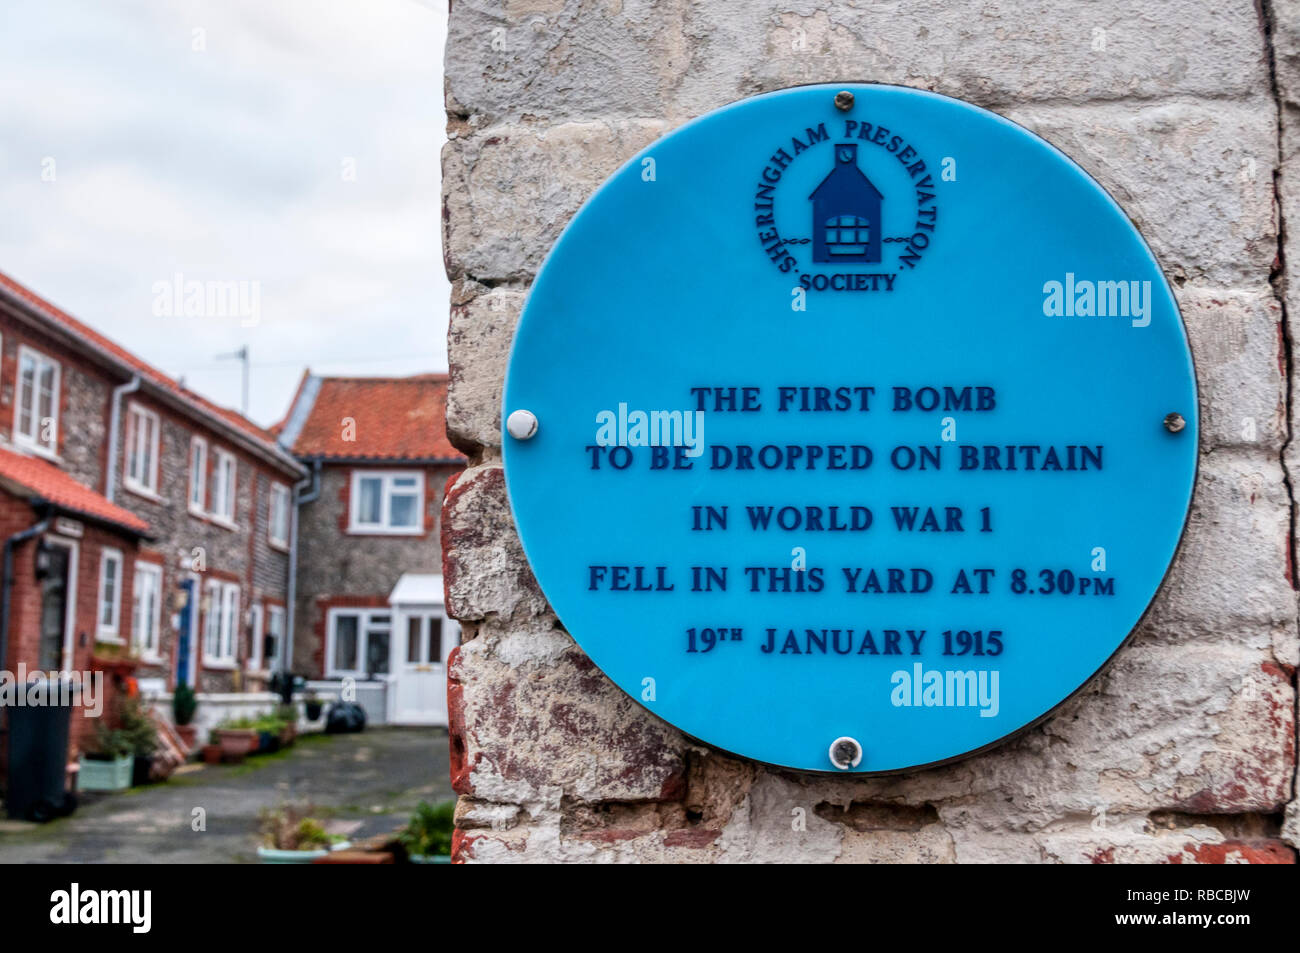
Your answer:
399;800;455;864
276;703;297;746
213;718;258;763
172;683;198;748
78;726;133;792
201;729;223;765
257;803;349;863
252;713;284;753
303;691;323;722
119;696;160;786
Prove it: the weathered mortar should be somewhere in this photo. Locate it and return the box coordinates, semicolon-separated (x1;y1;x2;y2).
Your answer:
443;0;1300;862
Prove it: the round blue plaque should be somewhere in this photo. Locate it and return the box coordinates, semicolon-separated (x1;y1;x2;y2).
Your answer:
501;84;1197;773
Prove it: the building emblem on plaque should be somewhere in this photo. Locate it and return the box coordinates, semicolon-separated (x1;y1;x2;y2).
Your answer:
753;117;939;293
810;144;883;264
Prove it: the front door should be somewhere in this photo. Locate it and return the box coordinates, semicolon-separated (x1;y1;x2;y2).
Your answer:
390;610;447;725
38;541;73;671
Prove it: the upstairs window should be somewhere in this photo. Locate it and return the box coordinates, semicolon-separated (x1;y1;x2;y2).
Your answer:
349;471;423;535
14;346;60;455
211;448;237;524
124;403;161;495
188;437;207;514
268;482;290;548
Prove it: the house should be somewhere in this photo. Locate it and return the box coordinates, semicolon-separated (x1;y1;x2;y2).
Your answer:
810;143;884;264
0;271;306;769
276;373;465;726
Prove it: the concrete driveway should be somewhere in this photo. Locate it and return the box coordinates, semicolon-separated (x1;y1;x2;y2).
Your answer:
0;727;453;863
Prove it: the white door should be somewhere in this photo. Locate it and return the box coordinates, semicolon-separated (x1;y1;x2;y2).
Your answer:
390;609;450;725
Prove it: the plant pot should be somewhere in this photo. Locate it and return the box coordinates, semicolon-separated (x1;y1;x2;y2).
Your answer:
131;755;153;787
304;701;322;721
280;723;296;747
257;841;350;864
77;755;133;792
214;728;256;763
257;730;280;753
201;744;223;765
175;725;198;748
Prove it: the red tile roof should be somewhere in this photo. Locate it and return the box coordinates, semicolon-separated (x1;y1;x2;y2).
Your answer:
287;374;465;461
0;445;149;535
0;270;289;456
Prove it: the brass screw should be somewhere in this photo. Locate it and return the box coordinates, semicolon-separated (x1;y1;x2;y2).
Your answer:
834;90;855;111
1163;412;1186;433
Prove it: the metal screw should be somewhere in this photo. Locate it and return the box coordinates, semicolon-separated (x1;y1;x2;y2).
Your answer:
834;90;855;111
828;736;863;770
1163;412;1186;434
506;409;539;440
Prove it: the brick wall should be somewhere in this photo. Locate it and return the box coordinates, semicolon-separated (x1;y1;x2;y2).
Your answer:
442;0;1300;862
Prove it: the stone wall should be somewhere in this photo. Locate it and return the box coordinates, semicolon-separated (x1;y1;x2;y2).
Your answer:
443;0;1300;863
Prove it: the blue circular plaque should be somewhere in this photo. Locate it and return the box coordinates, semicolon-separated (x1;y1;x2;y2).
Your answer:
502;84;1197;773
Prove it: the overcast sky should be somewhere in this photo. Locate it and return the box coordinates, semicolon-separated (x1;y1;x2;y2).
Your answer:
0;0;448;426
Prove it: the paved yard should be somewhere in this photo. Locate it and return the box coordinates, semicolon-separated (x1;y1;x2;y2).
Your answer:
0;727;452;863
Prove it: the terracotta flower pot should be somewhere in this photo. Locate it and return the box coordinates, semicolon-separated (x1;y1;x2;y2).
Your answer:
215;728;257;763
202;744;223;765
176;725;198;748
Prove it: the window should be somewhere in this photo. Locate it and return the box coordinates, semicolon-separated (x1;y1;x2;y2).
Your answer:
188;437;207;513
348;471;424;535
124;403;161;495
202;579;240;665
265;605;285;670
132;562;163;659
97;548;123;640
14;346;60;455
824;214;871;255
268;483;290;548
211;448;237;524
327;609;391;677
247;604;263;670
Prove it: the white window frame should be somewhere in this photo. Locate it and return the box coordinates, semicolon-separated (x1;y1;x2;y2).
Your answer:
96;548;124;641
188;436;207;515
348;470;425;536
211;447;237;527
13;345;60;457
247;603;263;671
325;608;392;678
265;604;286;671
123;402;161;497
132;562;164;661
268;482;290;549
202;579;240;667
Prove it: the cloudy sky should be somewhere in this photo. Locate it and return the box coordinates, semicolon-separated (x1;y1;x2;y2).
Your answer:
0;0;448;426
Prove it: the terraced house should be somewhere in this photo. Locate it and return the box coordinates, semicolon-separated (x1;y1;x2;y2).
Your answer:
276;373;464;726
0;272;306;763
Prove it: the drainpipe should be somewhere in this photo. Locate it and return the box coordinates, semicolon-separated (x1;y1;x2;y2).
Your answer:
284;458;321;676
105;375;142;503
0;505;53;734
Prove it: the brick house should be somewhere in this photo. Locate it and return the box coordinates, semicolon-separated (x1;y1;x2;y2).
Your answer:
0;272;306;762
276;373;465;725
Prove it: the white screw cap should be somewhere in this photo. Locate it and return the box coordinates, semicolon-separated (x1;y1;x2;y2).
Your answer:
828;736;863;770
506;409;539;440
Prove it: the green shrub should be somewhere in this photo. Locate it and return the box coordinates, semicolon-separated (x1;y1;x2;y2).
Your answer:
399;800;455;858
172;683;197;726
